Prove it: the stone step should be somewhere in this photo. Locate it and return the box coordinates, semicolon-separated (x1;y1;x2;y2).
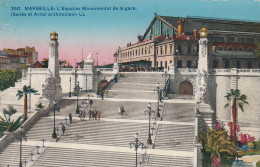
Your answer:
147;154;194;167
34;147;136;167
0;143;34;167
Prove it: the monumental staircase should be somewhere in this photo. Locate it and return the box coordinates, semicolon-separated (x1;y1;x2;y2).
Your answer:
0;72;198;167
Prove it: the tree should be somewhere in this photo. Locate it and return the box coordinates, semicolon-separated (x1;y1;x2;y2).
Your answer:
41;58;49;68
0;69;22;91
0;106;23;135
0;115;23;134
17;86;39;121
2;105;17;123
201;128;237;164
224;89;248;142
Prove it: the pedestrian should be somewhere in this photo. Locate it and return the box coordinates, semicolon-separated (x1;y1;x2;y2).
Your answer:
92;110;96;120
121;105;125;115
101;90;104;100
88;109;92;120
79;110;83;118
69;113;72;124
62;124;65;135
82;111;86;120
97;111;101;120
89;99;93;108
95;111;98;120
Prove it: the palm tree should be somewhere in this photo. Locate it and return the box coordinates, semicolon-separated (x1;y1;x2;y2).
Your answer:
0;115;23;133
224;89;248;142
17;85;39;121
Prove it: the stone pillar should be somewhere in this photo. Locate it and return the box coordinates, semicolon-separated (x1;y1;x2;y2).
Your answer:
113;63;119;74
194;111;202;167
195;27;214;130
83;52;94;92
42;32;62;102
195;28;209;104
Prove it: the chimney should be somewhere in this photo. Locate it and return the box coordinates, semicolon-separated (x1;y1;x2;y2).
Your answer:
193;30;198;40
177;19;185;37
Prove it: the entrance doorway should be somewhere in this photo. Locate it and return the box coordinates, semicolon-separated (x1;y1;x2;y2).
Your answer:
179;81;193;95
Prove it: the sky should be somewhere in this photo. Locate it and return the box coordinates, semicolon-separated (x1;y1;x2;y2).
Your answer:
0;0;259;66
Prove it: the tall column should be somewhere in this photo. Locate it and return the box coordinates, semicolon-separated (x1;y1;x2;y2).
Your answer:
195;27;209;104
42;32;62;102
48;32;60;78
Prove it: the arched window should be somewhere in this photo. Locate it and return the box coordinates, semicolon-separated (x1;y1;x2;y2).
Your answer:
247;61;252;68
248;48;253;52
228;47;233;51
238;47;244;51
225;60;229;69
236;61;241;68
213;60;218;68
217;46;224;51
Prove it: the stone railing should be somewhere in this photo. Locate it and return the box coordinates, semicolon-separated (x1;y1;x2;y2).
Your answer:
99;68;113;72
59;68;74;72
0;102;51;152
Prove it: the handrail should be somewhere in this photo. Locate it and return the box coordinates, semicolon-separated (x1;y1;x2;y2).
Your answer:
106;73;119;90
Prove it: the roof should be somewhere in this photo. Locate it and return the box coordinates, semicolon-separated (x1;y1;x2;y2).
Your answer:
18;54;29;57
156;15;260;34
7;55;19;58
213;51;256;59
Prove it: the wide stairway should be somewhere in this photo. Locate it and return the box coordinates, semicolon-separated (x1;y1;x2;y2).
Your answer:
109;72;165;100
0;72;196;167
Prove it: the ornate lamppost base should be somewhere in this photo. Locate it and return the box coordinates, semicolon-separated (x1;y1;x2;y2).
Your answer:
147;138;152;145
76;108;80;114
69;92;71;97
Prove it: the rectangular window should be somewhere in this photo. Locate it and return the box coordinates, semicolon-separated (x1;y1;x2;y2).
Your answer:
165;61;167;68
178;45;182;54
160;61;163;67
165;46;167;54
247;38;254;44
170;45;172;54
188;46;191;54
214;37;224;43
187;61;192;68
177;60;182;68
208;36;213;41
170;60;172;64
227;37;234;43
237;38;244;43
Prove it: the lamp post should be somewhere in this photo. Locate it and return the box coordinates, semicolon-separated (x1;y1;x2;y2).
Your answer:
154;83;162;117
129;132;144;167
144;103;155;145
69;77;71;97
17;126;27;167
75;81;80;114
52;100;60;138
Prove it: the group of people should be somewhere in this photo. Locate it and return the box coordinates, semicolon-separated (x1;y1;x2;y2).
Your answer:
88;109;101;120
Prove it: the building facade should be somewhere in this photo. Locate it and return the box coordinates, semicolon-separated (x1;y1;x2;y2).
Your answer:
116;15;260;70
